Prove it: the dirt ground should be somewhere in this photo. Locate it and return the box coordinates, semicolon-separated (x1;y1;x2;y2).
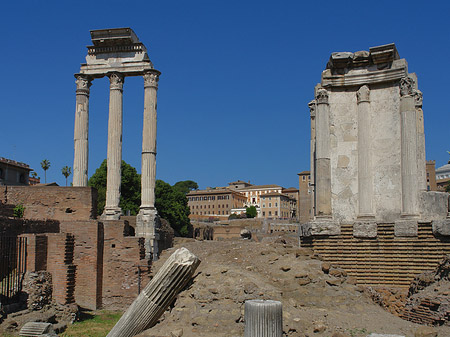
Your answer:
138;235;450;337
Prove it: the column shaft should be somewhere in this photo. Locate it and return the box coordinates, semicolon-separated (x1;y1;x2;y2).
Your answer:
315;88;332;216
357;85;373;216
309;100;316;220
415;90;426;191
104;73;124;219
73;75;91;186
140;71;159;210
400;77;418;215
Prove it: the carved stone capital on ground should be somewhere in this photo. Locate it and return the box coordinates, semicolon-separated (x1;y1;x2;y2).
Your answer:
356;84;370;103
143;70;160;89
316;88;329;104
308;100;316;118
414;89;423;108
75;74;92;95
108;72;124;90
400;76;415;97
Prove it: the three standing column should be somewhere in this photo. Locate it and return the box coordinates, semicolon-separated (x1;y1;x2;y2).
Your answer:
73;74;92;187
314;88;332;217
399;77;418;216
103;72;125;219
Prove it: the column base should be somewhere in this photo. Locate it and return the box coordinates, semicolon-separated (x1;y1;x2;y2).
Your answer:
136;208;160;261
308;216;340;236
394;219;418;237
354;217;377;238
101;207;122;220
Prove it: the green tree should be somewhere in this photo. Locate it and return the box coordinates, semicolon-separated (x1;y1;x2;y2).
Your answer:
40;159;51;184
246;206;257;218
155;180;192;236
88;160;141;216
173;180;199;195
61;166;72;186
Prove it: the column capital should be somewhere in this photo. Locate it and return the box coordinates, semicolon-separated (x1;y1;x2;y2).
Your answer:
414;90;423;108
143;70;160;89
75;74;92;95
400;76;415;97
308;100;316;118
108;72;125;90
356;85;370;104
316;88;329;104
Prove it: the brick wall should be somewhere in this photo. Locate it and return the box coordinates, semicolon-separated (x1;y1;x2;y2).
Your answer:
0;186;97;221
101;220;150;310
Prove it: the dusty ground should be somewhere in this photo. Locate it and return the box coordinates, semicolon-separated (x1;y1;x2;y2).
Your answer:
138;235;450;337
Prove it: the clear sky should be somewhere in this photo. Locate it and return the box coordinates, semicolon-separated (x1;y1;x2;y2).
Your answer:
1;0;449;189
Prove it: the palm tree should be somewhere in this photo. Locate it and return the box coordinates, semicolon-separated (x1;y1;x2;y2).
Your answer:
61;166;72;186
41;159;51;184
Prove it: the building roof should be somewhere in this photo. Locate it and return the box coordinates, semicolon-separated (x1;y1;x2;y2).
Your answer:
187;189;245;197
0;157;32;171
228;180;252;185
237;184;281;190
298;171;310;175
283;187;299;192
436;163;450;173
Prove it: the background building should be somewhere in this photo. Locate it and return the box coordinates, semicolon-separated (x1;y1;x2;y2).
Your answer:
0;157;32;186
297;171;312;223
436;162;450;191
187;188;247;218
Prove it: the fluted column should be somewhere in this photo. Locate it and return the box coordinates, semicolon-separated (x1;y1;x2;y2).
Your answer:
357;85;374;216
415;90;426;191
400;77;418;215
309;100;316;219
103;72;124;219
107;248;200;337
73;74;91;186
140;70;160;212
315;88;332;217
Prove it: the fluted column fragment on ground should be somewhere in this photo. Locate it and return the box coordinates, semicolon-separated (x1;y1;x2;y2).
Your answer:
244;300;283;337
107;247;200;337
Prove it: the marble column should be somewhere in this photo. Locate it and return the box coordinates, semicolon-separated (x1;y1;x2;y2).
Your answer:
103;72;124;219
315;88;332;217
73;74;91;187
399;77;418;216
415;90;426;191
356;85;374;217
309;100;316;219
136;70;161;260
140;70;160;213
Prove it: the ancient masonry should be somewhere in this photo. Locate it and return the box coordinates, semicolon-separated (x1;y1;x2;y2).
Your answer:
302;43;450;286
72;28;160;258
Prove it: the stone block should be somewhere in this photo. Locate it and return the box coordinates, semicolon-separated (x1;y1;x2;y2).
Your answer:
310;219;340;236
432;219;450;236
353;221;377;238
394;220;418;237
419;191;449;221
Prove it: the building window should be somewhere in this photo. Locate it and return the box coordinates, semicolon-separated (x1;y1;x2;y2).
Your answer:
263;211;265;216
263;204;265;208
269;203;272;207
275;203;278;207
269;211;272;216
275;211;278;216
302;176;306;181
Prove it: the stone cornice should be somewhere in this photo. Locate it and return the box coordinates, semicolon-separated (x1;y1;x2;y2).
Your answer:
322;66;408;88
79;61;157;78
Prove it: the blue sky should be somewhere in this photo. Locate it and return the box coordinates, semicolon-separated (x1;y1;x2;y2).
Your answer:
1;1;449;188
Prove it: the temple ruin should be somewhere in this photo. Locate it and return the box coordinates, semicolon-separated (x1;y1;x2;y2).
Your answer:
72;28;160;257
302;43;450;286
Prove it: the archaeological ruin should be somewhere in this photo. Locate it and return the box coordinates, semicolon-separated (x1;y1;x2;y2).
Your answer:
302;43;450;287
73;27;161;258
